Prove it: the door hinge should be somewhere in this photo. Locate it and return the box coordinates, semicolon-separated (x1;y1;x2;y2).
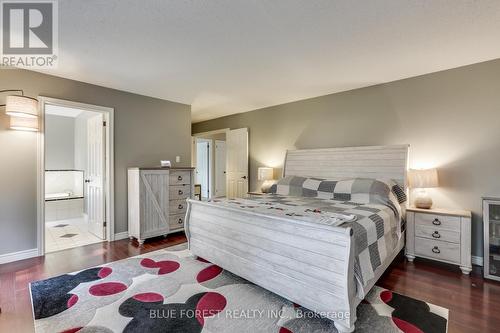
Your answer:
103;221;107;227
103;121;107;127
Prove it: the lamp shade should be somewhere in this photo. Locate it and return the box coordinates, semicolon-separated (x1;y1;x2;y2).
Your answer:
408;168;438;189
258;167;274;181
5;95;38;118
10;116;39;131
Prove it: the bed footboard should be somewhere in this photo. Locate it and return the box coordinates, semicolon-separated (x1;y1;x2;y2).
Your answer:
185;199;358;332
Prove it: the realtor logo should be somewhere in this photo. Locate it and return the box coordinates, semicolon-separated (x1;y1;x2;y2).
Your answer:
1;0;58;68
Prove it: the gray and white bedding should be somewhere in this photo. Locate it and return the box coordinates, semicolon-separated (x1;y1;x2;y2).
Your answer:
207;176;406;296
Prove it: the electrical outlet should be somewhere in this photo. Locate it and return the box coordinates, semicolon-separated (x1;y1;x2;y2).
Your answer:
176;156;181;163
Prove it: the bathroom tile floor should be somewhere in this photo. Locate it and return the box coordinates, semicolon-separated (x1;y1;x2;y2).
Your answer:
45;218;103;253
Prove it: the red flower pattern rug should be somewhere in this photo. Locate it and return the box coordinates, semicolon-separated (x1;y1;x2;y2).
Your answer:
30;246;448;332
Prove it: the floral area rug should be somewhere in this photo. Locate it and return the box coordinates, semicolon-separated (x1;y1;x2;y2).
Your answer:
30;246;448;332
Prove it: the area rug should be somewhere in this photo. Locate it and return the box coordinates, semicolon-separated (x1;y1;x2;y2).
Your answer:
30;246;448;333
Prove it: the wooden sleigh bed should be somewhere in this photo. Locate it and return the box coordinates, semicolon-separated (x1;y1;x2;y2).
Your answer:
185;145;409;332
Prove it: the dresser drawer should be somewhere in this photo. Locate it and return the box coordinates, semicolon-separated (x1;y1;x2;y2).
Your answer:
415;213;460;231
415;224;460;244
169;199;187;215
169;214;185;230
170;171;191;185
415;237;460;263
170;185;191;200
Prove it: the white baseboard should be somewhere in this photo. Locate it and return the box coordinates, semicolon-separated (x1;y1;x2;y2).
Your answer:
114;231;129;241
472;255;483;266
0;248;39;265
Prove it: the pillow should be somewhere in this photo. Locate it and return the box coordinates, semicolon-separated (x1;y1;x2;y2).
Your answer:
270;175;335;199
332;178;406;204
270;176;407;204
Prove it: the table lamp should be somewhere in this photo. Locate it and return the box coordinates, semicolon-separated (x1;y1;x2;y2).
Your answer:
408;168;439;209
258;167;274;193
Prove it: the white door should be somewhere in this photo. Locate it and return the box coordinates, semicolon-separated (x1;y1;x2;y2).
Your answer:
226;128;248;198
196;139;210;199
215;140;226;197
87;114;106;239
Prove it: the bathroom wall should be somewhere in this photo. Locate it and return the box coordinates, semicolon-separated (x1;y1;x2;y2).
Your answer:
45;115;75;170
74;113;90;172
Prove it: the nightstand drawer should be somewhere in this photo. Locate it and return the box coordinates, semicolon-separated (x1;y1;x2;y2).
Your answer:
415;237;460;263
415;224;460;243
415;213;460;231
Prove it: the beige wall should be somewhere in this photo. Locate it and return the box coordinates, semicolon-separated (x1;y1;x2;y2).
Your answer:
193;58;500;257
0;69;191;255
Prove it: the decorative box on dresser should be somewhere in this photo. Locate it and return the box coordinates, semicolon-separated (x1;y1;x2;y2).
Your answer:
406;207;472;274
128;167;194;244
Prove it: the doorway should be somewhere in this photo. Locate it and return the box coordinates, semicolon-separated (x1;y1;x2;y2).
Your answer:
37;97;114;255
192;128;247;199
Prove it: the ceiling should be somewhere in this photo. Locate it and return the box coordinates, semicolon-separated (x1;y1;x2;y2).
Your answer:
40;0;500;122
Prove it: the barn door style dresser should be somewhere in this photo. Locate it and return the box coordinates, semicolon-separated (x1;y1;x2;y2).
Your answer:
128;167;194;244
406;207;472;274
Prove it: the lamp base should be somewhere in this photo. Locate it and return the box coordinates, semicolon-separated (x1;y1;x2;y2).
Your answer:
260;180;275;193
414;190;433;209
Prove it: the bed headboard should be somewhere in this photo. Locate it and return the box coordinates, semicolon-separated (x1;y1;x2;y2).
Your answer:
283;144;409;188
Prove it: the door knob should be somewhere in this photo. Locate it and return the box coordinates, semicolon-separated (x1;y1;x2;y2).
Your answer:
241;176;247;179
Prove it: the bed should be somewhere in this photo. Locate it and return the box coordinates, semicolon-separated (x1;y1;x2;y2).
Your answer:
185;144;409;332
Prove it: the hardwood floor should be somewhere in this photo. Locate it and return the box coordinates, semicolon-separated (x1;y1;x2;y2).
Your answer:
0;233;498;332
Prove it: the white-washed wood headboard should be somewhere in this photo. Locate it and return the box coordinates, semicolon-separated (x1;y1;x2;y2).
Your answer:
283;144;409;187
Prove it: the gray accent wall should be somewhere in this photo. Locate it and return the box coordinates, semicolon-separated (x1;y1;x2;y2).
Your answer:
45;115;75;170
193;58;500;258
0;69;191;256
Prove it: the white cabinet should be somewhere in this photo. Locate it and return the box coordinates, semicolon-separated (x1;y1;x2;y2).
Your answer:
406;207;472;275
484;197;500;281
128;167;194;244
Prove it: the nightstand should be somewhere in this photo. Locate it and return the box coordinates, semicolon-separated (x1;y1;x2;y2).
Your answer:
406;207;472;274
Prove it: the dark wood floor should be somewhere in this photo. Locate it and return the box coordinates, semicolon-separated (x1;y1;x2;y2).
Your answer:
0;233;498;332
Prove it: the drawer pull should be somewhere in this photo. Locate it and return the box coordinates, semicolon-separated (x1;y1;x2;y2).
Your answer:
432;218;441;226
178;204;184;210
178;218;183;224
432;246;440;254
178;190;183;195
432;231;441;239
178;176;183;181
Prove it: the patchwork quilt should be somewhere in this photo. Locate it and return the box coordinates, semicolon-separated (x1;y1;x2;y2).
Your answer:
208;177;406;296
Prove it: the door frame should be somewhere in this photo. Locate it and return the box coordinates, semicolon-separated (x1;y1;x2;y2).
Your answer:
195;138;213;199
192;128;230;198
37;96;115;256
214;140;227;197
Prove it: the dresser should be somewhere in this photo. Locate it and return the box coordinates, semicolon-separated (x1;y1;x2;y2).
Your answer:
127;167;194;244
406;207;472;274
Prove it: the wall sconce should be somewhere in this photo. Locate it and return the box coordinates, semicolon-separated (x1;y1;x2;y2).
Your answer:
258;167;275;193
1;89;39;131
10;116;39;132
